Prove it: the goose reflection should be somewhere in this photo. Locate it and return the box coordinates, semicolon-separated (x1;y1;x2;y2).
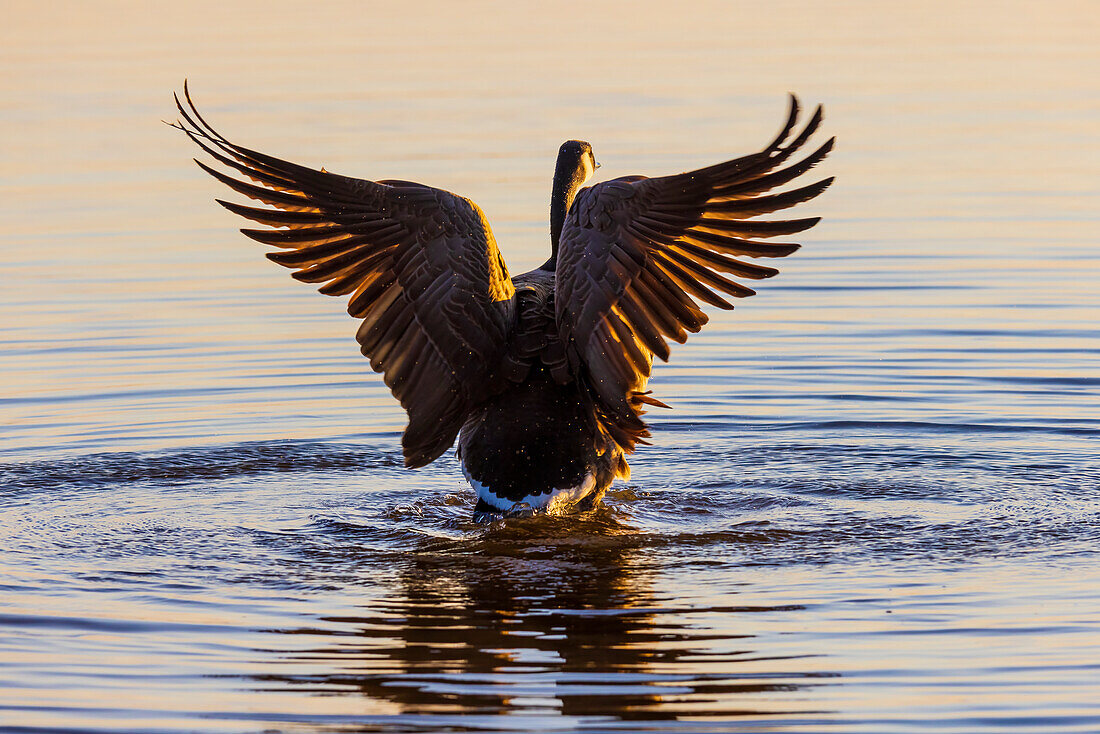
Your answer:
253;507;834;724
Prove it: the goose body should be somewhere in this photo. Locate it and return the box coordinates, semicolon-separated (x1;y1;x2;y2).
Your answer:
173;87;833;515
457;269;624;514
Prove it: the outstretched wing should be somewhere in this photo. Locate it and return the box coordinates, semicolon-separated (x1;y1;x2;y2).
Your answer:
555;95;833;447
173;84;516;468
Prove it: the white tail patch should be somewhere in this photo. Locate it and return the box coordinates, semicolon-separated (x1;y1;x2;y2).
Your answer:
463;464;596;514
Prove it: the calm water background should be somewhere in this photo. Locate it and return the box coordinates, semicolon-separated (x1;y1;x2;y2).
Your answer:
2;1;1099;732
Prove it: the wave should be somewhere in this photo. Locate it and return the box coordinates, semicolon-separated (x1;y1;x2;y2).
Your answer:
0;440;401;493
656;418;1100;436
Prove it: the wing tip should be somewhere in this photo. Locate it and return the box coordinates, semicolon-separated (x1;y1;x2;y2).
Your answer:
240;227;279;245
767;94;802;151
403;452;428;470
773;243;802;257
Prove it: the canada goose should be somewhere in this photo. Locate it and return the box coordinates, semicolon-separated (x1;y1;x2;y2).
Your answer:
172;85;833;516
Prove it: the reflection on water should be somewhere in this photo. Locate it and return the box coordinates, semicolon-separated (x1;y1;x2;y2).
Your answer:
257;518;828;725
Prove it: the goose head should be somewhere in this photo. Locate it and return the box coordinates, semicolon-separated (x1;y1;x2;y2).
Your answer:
545;140;599;270
556;139;598;186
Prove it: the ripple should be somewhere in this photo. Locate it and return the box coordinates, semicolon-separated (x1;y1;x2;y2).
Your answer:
0;440;400;493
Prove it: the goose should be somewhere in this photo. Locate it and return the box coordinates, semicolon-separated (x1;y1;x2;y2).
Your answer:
172;85;833;516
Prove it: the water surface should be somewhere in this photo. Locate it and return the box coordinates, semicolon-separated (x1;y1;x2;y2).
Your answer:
2;1;1099;732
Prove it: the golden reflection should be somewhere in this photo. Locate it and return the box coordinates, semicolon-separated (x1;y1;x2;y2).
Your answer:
254;513;831;722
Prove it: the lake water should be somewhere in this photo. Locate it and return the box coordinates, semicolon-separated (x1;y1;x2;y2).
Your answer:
2;1;1098;732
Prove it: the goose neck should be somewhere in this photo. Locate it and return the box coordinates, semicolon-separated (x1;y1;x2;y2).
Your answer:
545;162;585;270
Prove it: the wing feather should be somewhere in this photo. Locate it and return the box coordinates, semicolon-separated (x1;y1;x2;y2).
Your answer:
175;83;516;467
555;96;832;448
